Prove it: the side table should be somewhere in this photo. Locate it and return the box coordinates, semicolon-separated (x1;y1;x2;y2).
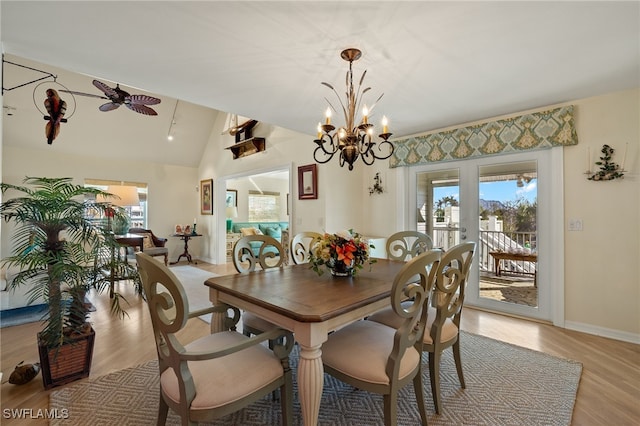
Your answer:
170;233;202;265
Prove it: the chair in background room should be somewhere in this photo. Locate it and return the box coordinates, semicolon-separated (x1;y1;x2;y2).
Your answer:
386;230;434;261
128;227;169;266
290;231;322;265
232;235;285;339
368;241;476;414
135;252;294;426
321;250;442;426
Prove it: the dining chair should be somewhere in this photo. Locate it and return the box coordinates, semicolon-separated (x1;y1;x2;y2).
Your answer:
367;241;476;414
135;252;294;426
321;250;442;426
290;231;322;265
386;231;434;261
232;235;285;340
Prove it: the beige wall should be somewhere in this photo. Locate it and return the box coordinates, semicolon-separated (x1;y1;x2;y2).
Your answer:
1;146;200;262
563;88;639;339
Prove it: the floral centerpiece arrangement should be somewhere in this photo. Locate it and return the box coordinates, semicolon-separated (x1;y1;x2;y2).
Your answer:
309;229;376;276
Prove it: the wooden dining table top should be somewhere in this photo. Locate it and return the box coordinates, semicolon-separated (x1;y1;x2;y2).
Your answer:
204;258;406;323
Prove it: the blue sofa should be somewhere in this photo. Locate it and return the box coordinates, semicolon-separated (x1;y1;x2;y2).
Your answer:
231;222;290;257
231;222;289;241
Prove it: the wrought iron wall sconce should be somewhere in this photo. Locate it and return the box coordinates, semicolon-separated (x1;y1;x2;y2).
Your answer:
586;144;626;181
369;172;384;195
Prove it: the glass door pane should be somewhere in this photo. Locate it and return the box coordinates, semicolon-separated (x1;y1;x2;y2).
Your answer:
478;161;538;308
411;148;553;322
416;168;460;250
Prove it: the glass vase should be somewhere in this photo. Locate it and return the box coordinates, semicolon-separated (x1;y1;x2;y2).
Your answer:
329;259;354;277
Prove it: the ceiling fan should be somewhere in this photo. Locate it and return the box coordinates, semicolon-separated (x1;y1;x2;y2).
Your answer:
61;80;161;116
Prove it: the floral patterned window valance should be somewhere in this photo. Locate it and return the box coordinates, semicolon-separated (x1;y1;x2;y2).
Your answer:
390;105;577;168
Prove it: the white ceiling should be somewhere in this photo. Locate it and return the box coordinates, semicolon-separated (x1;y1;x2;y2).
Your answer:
2;1;639;168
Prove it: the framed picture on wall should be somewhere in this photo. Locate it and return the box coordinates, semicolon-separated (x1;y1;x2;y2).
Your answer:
298;164;317;200
226;189;237;207
200;179;213;215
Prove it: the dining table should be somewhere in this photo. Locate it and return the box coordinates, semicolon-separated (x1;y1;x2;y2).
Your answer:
205;258;406;426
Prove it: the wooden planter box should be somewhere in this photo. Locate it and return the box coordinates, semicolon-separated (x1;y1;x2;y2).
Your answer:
38;327;95;389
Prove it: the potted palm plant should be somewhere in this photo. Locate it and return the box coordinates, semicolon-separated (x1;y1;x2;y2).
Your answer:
0;176;141;388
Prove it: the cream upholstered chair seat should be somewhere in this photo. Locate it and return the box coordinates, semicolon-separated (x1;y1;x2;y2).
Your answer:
135;252;294;425
322;321;422;385
160;331;285;411
321;251;442;425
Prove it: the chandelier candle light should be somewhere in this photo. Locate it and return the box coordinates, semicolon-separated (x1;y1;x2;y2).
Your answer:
313;48;394;170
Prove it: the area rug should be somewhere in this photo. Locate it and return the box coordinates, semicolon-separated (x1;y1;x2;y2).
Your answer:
50;331;582;425
0;303;47;328
169;265;220;322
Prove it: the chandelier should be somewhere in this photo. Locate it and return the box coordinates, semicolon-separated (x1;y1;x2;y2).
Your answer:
313;48;394;171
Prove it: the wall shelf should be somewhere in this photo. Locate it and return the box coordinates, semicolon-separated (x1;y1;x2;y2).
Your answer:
225;137;266;159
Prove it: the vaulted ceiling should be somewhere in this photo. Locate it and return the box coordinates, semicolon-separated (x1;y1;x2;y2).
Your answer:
2;1;638;168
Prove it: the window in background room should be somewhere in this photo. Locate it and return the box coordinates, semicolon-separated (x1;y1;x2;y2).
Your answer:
85;179;148;230
248;191;280;222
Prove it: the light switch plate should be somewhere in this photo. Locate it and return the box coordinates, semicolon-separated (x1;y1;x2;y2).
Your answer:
568;219;583;231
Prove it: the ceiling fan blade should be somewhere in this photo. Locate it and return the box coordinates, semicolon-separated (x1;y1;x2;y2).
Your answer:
93;79;118;98
59;90;108;100
99;102;120;112
126;103;158;116
127;94;161;106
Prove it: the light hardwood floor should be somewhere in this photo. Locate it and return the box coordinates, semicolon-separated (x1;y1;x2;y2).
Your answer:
1;261;638;425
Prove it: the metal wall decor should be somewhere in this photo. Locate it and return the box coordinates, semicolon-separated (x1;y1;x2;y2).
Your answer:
313;48;394;171
369;172;384;195
586;144;626;181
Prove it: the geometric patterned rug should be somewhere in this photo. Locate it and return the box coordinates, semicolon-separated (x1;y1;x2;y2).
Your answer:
50;331;582;425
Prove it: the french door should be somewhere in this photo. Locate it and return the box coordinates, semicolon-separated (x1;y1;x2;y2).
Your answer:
409;149;561;322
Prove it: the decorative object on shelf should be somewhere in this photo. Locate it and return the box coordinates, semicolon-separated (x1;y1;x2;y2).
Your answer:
587;144;626;181
368;172;384;195
309;229;376;277
225;137;266;159
313;48;394;171
222;115;264;158
200;179;213;214
298;164;318;200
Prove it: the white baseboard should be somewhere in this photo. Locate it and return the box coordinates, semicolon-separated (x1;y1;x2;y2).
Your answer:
564;320;640;344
